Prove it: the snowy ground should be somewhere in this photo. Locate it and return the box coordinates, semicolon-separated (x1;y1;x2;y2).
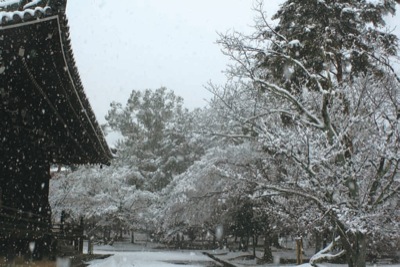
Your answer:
85;242;400;267
87;242;215;267
87;251;215;267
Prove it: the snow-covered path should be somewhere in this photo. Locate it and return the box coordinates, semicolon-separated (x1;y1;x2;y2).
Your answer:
85;242;216;267
87;250;213;267
87;250;400;267
85;242;400;267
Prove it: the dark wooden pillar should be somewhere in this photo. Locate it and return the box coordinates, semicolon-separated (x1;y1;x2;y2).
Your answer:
0;130;52;259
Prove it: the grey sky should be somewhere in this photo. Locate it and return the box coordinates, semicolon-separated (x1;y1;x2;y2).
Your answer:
66;0;400;129
66;0;282;124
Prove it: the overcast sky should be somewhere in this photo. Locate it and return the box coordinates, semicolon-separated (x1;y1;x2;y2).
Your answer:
65;0;282;124
66;0;400;128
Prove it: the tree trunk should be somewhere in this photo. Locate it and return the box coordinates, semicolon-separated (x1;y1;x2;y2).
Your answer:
212;234;216;249
238;236;243;251
347;232;367;267
252;235;256;258
271;233;281;248
263;232;273;263
315;230;322;254
245;234;250;251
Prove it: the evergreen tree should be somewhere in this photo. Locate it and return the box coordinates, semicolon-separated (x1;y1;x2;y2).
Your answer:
262;0;398;89
105;87;204;191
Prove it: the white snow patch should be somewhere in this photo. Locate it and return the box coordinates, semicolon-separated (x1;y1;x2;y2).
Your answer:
23;0;42;9
288;39;302;48
88;251;210;267
365;0;380;5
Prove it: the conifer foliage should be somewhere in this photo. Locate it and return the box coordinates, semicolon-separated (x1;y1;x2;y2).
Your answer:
105;87;203;192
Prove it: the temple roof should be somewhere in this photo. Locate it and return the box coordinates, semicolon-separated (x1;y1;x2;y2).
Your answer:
0;0;113;165
0;1;59;23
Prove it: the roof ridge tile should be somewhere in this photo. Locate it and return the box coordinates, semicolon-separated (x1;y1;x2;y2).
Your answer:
0;6;51;25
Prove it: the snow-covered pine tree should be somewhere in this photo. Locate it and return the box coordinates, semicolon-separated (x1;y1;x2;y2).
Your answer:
265;0;398;88
105;87;204;192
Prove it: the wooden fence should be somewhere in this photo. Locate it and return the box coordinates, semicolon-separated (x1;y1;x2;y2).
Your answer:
0;208;84;259
52;213;84;256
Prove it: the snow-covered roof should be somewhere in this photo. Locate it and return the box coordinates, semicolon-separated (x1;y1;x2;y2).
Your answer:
0;0;57;25
0;6;51;24
0;0;113;165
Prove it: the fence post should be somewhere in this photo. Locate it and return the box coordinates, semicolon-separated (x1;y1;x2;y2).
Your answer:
60;211;65;232
295;237;303;265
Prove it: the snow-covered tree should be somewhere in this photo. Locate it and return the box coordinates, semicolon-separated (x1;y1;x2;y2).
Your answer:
49;165;157;237
153;143;255;237
211;1;400;266
105;87;204;192
153;139;300;258
50;88;209;237
265;0;398;87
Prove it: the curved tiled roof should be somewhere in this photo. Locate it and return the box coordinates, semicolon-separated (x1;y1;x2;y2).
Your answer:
0;0;113;165
0;6;51;24
0;0;55;24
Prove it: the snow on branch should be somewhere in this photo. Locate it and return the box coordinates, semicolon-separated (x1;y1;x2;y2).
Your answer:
253;78;325;129
266;50;329;95
208;132;254;140
255;182;325;210
252;0;288;43
310;236;346;267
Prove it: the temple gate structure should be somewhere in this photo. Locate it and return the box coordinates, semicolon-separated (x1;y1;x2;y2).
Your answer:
0;0;113;259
